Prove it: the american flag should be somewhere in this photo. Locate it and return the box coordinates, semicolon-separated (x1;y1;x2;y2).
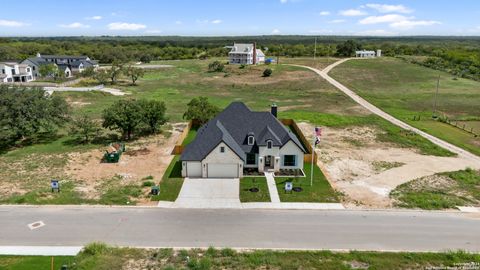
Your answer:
314;127;322;145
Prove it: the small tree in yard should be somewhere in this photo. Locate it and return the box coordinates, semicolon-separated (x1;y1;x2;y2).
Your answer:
124;65;145;85
139;100;167;134
69;114;101;143
263;68;272;77
94;69;110;84
208;61;224;72
183;97;220;125
102;99;143;140
38;63;58;78
81;66;96;78
108;62;124;84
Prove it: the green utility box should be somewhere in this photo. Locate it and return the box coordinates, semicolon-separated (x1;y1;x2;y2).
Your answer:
103;143;126;163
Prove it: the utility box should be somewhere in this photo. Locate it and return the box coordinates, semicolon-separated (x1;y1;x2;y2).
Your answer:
151;186;159;195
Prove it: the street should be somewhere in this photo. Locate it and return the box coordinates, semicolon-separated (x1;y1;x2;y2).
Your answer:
0;206;479;252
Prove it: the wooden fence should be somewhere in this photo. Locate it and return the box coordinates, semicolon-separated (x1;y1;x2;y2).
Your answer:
171;121;193;155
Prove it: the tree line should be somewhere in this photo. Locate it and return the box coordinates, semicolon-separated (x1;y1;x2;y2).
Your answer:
0;85;219;150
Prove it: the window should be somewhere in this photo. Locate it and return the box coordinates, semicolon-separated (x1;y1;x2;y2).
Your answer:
248;136;255;145
246;153;256;165
1;69;4;74
283;155;296;166
220;146;225;153
267;140;273;149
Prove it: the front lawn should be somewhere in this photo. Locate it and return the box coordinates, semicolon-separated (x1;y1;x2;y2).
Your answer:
239;177;271;202
153;155;184;201
275;163;338;203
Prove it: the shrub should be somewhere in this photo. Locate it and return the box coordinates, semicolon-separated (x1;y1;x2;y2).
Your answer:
143;181;155;187
263;68;273;77
208;61;224;72
82;242;109;256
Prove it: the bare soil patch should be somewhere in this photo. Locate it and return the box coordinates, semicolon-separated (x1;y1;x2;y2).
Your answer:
297;122;480;209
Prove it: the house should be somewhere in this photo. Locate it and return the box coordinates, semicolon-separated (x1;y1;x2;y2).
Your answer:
227;43;265;65
21;53;98;78
355;50;382;58
180;102;306;178
0;62;34;83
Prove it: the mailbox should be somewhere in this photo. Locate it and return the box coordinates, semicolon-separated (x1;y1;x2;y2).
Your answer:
51;179;60;192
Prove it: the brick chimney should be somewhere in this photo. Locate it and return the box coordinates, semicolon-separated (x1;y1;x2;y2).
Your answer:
271;103;277;118
252;42;257;65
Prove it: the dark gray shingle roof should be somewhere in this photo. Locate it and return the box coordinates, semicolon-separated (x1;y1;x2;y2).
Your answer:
181;102;306;161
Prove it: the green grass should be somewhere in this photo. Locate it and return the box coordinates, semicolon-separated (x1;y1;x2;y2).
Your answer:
2;244;479;270
281;111;454;156
275;163;338;203
154;155;184;201
182;126;198;146
330;57;480;156
239;177;271;202
391;169;480;209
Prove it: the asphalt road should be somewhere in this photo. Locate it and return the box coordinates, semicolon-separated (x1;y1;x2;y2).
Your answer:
1;206;479;252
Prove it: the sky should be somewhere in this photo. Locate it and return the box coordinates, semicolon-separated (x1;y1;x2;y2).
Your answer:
1;0;479;36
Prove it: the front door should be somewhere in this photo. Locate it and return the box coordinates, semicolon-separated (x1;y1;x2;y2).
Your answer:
264;156;272;168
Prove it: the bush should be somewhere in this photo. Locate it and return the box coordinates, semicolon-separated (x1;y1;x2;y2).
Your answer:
263;68;273;77
82;242;109;256
142;181;155;187
208;61;224;72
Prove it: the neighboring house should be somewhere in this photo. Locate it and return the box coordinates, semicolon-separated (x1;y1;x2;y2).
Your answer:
355;50;382;58
227;43;265;65
181;102;306;178
21;53;98;78
0;62;34;83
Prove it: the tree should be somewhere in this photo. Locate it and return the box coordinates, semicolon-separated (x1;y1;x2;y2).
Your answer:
102;99;143;140
124;66;145;85
69;114;101;143
140;54;152;63
183;97;220;125
263;68;272;77
108;62;124;84
81;66;96;78
139;100;167;134
38;63;58;77
93;69;109;84
208;61;224;72
0;85;70;148
335;40;362;57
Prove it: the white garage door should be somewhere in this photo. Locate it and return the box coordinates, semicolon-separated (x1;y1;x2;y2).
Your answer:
186;162;202;178
207;163;238;178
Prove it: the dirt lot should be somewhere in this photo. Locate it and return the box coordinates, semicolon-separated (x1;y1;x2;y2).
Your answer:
66;123;185;204
297;122;480;208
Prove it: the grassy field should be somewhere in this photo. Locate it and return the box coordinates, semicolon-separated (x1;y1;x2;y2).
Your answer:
329;57;480;156
275;163;339;203
391;168;480;210
280;57;340;70
239;177;271;202
2;243;479;270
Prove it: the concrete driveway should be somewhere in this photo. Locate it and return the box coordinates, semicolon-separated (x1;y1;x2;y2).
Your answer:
173;178;241;208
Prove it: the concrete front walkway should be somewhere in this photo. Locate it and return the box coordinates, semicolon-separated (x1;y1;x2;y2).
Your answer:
171;178;241;208
264;172;280;203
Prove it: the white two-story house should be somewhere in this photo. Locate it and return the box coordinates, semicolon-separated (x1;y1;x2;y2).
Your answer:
0;62;34;83
227;43;265;65
181;102;306;178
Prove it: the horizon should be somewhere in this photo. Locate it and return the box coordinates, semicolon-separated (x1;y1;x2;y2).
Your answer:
1;0;480;37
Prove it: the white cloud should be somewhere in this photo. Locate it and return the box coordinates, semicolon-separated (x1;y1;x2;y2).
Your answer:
356;29;397;36
359;14;409;24
197;19;223;24
339;9;367;16
175;20;182;25
0;19;29;27
328;19;346;24
211;19;222;24
280;0;287;3
86;15;102;20
145;29;162;34
365;4;413;14
319;11;330;16
308;29;333;34
107;22;146;30
59;22;90;28
390;20;441;29
272;29;281;34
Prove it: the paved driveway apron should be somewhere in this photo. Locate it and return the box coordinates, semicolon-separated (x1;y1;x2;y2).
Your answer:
173;178;241;208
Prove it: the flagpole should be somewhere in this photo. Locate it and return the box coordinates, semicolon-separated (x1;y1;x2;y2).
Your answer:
310;136;315;186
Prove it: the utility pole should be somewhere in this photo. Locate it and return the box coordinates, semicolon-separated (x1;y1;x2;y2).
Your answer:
313;37;317;61
432;75;440;118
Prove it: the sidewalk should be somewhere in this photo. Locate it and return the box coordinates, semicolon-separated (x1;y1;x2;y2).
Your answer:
158;200;345;210
264;172;280;203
